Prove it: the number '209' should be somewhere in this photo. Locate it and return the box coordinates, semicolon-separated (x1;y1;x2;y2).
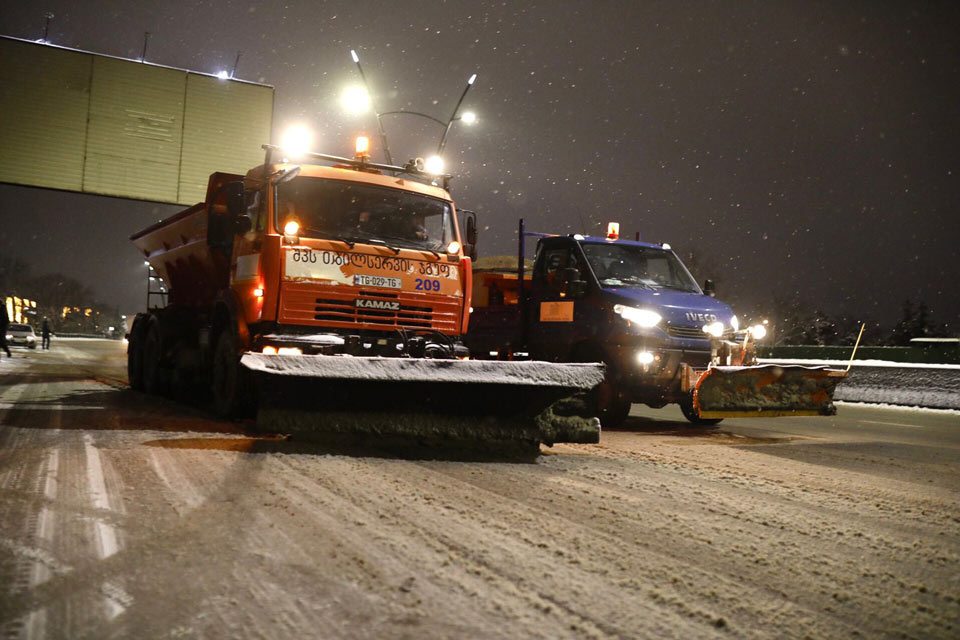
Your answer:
414;278;440;292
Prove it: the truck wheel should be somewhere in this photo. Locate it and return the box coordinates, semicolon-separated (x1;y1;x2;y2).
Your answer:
600;397;632;429
679;395;723;426
127;317;145;390
212;330;251;418
573;344;632;429
142;318;168;395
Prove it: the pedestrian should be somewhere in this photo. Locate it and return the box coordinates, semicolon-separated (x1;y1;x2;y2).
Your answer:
42;318;51;350
0;301;11;358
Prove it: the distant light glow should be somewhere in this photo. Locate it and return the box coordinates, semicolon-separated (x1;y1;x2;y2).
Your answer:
341;86;371;114
216;70;229;80
351;49;360;63
750;324;767;340
461;111;477;125
280;125;312;158
424;155;445;175
468;73;477;85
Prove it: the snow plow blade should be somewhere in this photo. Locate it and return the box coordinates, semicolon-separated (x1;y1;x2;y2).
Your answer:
242;354;605;451
694;365;847;419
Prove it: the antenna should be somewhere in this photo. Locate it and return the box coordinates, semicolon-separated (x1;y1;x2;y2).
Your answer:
350;49;393;165
231;51;242;78
42;12;54;43
140;31;151;62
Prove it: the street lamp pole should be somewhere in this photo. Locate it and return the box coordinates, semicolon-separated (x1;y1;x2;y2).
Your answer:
350;50;394;165
349;50;478;165
437;73;477;156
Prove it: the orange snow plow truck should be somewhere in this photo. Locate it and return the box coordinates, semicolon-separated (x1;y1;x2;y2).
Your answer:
127;142;603;451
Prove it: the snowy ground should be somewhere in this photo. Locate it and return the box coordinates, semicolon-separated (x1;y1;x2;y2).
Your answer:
0;341;958;638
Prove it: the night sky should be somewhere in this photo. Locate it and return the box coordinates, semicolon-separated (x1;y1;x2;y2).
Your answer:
1;1;958;333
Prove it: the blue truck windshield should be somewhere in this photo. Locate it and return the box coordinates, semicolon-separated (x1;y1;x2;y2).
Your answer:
277;177;455;252
581;243;701;293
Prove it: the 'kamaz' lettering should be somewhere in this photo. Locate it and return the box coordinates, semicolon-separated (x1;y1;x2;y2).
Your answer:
355;299;400;311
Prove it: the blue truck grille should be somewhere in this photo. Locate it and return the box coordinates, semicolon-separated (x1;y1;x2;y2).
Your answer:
667;324;734;339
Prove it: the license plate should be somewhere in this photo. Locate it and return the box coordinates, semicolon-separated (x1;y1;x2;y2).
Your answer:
354;274;401;289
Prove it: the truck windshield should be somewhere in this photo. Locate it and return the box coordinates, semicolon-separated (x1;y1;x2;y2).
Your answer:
581;243;701;293
276;177;455;252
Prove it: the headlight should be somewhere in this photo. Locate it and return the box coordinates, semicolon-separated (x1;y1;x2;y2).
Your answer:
5;334;11;340
730;315;739;332
613;304;661;328
702;321;724;337
27;335;35;342
749;324;767;340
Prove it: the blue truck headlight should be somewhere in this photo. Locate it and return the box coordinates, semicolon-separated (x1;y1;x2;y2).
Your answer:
613;304;661;328
702;321;725;337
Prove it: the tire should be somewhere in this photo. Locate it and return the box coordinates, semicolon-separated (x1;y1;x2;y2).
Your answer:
127;317;145;390
574;344;632;429
679;395;723;426
212;330;250;418
141;318;168;395
600;397;632;429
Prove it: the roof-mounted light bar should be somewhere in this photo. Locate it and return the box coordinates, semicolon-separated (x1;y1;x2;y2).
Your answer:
261;144;452;190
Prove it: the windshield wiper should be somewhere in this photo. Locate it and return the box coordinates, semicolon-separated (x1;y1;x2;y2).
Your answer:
366;238;402;255
331;235;356;248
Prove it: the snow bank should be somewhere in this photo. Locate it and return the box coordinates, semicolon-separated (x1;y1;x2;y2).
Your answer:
761;358;960;410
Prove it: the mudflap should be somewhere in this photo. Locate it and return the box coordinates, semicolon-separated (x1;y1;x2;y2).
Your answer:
241;354;605;453
694;364;847;419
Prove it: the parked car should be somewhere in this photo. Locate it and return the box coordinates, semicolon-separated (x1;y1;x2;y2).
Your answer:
7;323;37;349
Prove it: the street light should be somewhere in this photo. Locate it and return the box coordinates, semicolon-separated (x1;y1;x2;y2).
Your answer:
341;85;371;114
348;49;478;166
280;125;313;159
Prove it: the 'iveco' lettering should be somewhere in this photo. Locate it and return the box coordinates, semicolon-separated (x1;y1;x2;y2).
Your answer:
685;312;717;322
355;299;401;311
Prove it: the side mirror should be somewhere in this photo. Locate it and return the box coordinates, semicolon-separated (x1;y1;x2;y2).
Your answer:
463;211;478;260
225;182;246;216
235;215;253;235
562;267;587;298
703;279;716;298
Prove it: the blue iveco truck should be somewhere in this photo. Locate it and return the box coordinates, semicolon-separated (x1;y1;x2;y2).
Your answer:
466;220;845;428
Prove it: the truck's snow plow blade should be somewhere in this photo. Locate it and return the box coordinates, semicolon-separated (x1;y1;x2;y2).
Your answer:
694;365;847;419
242;354;605;452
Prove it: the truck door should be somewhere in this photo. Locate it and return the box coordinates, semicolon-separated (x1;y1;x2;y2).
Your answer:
527;240;589;361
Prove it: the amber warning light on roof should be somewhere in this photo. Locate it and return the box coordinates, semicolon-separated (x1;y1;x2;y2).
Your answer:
355;136;370;160
607;222;620;240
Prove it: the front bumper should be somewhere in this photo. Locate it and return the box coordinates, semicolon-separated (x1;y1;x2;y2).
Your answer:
604;336;712;404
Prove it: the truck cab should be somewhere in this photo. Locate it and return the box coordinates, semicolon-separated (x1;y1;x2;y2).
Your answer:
468;228;738;426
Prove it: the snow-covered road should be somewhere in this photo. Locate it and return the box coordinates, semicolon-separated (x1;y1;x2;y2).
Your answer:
0;341;957;638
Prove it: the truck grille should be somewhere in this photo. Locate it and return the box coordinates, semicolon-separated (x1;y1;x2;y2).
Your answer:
666;324;734;340
315;291;433;329
278;282;460;334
